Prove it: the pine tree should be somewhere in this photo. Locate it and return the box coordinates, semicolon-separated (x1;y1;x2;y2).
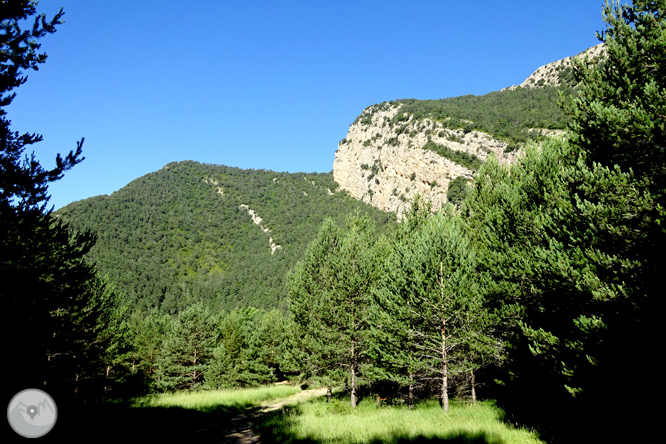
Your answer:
118;310;170;390
0;1;113;402
289;217;345;401
461;3;665;438
290;212;382;407
234;308;289;386
369;196;432;409
155;303;217;391
204;310;244;389
397;210;486;411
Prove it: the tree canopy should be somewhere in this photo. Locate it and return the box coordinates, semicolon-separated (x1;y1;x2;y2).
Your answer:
458;2;665;441
56;161;395;313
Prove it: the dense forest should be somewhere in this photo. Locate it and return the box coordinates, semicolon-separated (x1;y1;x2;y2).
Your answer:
2;1;663;443
56;162;394;313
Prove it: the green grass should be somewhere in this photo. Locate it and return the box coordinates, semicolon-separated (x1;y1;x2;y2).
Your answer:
131;384;301;412
257;397;545;444
127;386;544;443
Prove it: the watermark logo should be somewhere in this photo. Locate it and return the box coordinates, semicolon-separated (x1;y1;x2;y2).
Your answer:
7;389;57;438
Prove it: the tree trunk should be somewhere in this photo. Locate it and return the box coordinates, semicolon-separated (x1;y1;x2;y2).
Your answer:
439;261;449;412
193;348;197;386
408;371;415;410
471;368;476;404
441;316;449;412
350;339;357;408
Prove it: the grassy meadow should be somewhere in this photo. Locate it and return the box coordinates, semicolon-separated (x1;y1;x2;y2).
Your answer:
128;385;544;443
257;396;545;444
131;384;301;411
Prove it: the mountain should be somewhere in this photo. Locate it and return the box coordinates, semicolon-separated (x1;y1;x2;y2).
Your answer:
57;46;602;313
333;45;605;218
56;161;394;313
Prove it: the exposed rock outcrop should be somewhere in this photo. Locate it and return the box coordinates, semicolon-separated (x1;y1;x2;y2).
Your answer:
333;45;604;218
239;204;282;254
333;103;517;219
510;43;606;89
204;177;224;195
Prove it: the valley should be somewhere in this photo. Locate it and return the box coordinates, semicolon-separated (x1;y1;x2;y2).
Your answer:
4;2;663;442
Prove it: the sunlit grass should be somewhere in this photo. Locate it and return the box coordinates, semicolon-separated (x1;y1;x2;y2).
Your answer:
258;397;545;444
132;385;301;411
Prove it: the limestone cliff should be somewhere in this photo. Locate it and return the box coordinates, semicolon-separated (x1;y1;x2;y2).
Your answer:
333;103;518;219
333;45;603;218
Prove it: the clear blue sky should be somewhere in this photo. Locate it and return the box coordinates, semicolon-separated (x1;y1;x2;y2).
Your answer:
8;0;606;210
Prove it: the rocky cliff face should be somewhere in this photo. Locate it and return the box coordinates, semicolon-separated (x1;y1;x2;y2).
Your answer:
333;46;603;218
333;103;518;219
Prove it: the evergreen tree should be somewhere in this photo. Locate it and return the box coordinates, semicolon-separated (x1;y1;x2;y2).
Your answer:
155;303;217;391
396;210;486;411
205;343;237;389
290;212;383;407
234;308;290;386
370;196;432;409
462;2;664;438
211;309;246;386
205;308;298;389
289;218;343;401
118;310;170;391
565;0;666;189
0;1;113;401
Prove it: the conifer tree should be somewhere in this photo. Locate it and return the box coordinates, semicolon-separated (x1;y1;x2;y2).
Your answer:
235;308;290;386
398;210;485;411
289;218;343;401
462;2;664;439
204;309;244;389
119;310;170;390
0;1;114;401
290;212;382;407
370;196;432;409
155;303;217;391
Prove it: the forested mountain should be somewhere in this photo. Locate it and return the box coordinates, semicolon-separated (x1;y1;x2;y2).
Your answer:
56;46;597;312
56;161;394;313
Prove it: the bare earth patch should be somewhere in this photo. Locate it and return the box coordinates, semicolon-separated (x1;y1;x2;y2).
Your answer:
223;387;327;443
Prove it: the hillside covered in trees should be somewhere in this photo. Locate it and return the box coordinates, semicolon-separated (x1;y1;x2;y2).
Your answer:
56;161;394;313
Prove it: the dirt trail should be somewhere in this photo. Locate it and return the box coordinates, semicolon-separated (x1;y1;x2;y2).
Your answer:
223;387;327;443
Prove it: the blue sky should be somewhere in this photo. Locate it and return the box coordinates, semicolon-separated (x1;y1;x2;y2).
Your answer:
8;0;606;210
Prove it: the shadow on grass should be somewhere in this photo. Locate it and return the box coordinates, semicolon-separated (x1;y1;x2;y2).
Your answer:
9;399;260;444
4;394;510;444
255;404;506;444
370;436;505;444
